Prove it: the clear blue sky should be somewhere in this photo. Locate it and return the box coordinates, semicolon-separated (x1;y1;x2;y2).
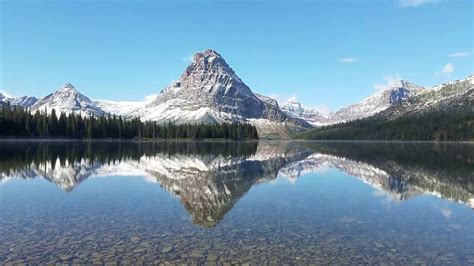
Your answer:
1;0;472;111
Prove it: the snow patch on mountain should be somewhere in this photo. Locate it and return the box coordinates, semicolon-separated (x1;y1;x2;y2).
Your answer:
94;99;144;116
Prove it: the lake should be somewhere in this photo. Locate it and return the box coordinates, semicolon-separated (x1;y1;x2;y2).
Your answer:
0;140;473;264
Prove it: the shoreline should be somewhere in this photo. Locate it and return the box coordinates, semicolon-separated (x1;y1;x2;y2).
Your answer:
0;138;472;144
0;138;260;143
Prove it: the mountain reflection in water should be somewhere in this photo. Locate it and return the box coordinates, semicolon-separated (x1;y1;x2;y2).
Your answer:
1;141;473;227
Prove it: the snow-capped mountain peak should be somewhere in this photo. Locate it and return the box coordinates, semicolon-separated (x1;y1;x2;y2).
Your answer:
281;97;329;126
0;92;38;109
31;83;105;116
328;79;425;124
59;82;77;92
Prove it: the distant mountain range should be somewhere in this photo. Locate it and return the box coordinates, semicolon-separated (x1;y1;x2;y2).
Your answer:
1;49;472;138
300;76;474;140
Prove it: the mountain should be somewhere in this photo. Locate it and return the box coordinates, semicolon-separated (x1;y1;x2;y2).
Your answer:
3;50;470;139
328;80;425;124
0;92;38;108
132;49;311;138
380;75;474;119
280;98;329;126
31;83;105;116
279;80;424;126
299;75;474;141
25;82;145;117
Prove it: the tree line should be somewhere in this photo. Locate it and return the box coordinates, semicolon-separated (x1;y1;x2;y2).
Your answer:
0;103;259;140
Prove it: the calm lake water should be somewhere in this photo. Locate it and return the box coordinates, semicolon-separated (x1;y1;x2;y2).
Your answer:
1;141;473;264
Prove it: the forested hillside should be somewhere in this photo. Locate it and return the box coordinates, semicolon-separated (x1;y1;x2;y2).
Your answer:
298;101;473;141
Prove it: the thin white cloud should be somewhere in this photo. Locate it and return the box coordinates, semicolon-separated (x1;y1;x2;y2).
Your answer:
262;93;332;114
440;208;452;219
442;63;454;74
339;57;359;63
448;52;470;58
373;75;402;92
287;95;298;103
398;0;435;7
266;93;287;106
315;104;332;116
182;55;194;63
373;190;398;205
144;94;158;103
0;90;13;98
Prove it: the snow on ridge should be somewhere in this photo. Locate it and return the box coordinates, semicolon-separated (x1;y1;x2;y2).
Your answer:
94;99;145;116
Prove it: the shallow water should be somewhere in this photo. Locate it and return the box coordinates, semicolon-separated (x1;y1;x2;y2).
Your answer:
0;141;473;264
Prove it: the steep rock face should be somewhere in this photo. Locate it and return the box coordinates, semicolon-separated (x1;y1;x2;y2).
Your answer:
31;83;105;116
281;99;329;126
255;93;279;107
132;50;311;138
0;93;38;108
329;80;425;124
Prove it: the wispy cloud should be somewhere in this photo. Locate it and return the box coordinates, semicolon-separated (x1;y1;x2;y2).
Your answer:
398;0;435;7
266;93;288;106
339;57;359;63
373;75;402;92
144;94;158;103
440;208;452;219
373;190;398;206
0;90;12;98
287;95;298;103
265;93;331;115
181;55;194;63
448;52;470;58
442;63;454;74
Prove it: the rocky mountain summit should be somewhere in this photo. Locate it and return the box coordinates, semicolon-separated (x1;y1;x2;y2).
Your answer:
281;98;329;126
328;80;425;124
132;49;311;138
31;83;105;116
